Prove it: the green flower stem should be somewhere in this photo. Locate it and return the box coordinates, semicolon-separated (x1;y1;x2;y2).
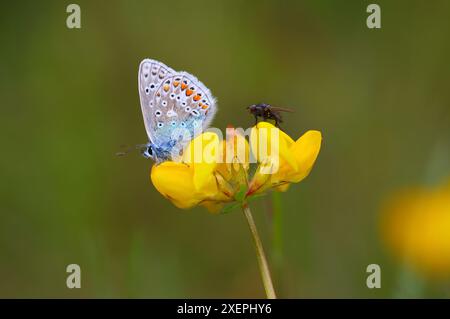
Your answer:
242;203;277;299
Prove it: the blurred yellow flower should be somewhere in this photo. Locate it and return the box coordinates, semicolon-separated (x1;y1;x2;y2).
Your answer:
381;179;450;279
151;122;322;213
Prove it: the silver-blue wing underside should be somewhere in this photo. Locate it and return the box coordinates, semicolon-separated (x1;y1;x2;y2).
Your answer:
138;59;217;155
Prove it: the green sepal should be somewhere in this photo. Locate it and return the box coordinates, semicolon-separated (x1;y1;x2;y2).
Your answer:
219;202;241;214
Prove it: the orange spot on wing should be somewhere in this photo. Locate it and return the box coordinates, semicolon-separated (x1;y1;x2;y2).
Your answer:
181;83;187;90
163;84;170;92
185;89;193;96
173;81;179;87
201;104;208;109
193;94;201;101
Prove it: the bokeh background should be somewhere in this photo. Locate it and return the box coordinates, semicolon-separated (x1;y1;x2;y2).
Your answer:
1;0;449;298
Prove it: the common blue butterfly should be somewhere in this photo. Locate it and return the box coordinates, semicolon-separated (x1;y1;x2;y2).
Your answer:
138;59;217;162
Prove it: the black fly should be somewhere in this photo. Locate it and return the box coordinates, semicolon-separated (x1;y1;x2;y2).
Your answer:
247;103;294;127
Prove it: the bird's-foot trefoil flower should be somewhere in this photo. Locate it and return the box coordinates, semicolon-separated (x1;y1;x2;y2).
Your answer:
150;122;322;298
247;122;322;196
151;122;321;212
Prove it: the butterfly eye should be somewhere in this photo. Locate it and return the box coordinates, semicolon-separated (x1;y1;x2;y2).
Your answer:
149;84;155;90
171;121;177;127
157;122;164;128
181;102;187;107
185;107;191;112
180;122;186;127
191;110;200;117
143;145;153;159
161;101;168;107
155;110;162;117
170;93;175;99
177;96;181;100
145;87;150;94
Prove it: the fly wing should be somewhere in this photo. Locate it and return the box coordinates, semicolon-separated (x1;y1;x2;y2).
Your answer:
270;106;295;113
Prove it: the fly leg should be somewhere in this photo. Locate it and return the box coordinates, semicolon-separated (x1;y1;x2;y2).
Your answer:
274;114;282;128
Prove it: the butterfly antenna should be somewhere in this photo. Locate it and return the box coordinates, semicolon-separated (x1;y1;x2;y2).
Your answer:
117;143;150;156
115;144;139;157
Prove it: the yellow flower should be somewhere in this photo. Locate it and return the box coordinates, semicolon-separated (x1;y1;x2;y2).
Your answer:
151;122;322;213
150;121;321;299
381;179;450;279
247;122;322;195
151;132;229;211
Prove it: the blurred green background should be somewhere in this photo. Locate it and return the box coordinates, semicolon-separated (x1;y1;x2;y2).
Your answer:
0;0;449;298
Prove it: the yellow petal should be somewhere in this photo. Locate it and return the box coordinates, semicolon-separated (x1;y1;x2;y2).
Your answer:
214;171;236;199
150;162;201;209
248;130;321;194
250;122;297;172
217;128;250;182
247;158;275;195
287;130;322;183
200;200;226;214
193;162;218;193
224;127;250;167
150;157;230;210
182;132;220;164
253;122;294;145
182;132;221;192
274;183;290;192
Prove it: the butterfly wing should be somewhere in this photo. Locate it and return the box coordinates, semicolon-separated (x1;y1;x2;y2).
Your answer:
138;59;176;143
138;59;217;156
